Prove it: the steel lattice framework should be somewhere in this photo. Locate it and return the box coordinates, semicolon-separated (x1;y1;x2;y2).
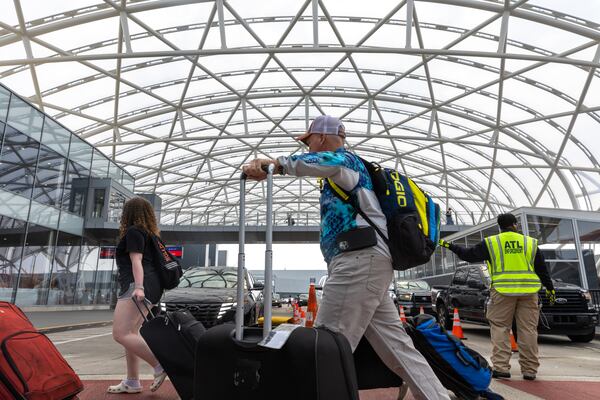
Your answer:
2;0;600;226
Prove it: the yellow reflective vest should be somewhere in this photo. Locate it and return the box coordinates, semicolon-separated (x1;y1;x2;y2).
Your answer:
484;231;541;296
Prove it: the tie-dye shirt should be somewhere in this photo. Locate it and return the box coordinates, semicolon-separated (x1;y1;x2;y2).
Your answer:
278;148;390;263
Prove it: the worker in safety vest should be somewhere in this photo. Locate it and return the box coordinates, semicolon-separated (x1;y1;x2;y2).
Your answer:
439;213;555;381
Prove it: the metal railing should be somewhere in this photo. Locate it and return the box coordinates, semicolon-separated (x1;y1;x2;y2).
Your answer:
156;209;492;227
158;210;320;227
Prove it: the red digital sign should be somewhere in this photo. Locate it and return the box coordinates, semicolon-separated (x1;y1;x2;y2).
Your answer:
166;246;183;258
100;247;116;259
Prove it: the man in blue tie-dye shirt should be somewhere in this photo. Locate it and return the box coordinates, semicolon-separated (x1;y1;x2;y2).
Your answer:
243;116;449;400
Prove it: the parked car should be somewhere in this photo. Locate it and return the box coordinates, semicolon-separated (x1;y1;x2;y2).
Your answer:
160;266;264;328
272;293;282;308
298;293;309;307
433;265;599;342
394;280;435;316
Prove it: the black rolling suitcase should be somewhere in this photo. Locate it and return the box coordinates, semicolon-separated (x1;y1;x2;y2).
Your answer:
135;300;205;400
353;336;403;391
193;166;359;400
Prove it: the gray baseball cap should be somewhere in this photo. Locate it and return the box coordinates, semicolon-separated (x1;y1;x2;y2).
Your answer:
296;115;346;144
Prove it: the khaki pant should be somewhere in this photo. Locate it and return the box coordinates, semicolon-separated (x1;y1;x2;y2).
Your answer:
486;289;540;375
315;249;449;400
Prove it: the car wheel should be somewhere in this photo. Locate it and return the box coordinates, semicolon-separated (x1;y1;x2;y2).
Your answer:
437;303;452;330
567;332;595;343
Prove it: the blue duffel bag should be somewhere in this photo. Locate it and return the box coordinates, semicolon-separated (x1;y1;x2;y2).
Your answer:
406;314;503;400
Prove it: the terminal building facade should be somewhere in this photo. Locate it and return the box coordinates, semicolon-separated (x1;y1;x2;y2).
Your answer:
0;84;135;307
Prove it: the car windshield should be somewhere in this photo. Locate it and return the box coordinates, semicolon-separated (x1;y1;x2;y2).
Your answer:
396;281;430;290
178;269;239;289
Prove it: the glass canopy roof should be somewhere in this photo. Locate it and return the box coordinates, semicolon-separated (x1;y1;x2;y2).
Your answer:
1;0;600;226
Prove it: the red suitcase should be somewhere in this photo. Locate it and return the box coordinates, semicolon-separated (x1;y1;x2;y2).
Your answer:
0;301;83;400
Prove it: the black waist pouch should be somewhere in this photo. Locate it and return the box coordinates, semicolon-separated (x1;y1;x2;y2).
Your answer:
336;226;378;253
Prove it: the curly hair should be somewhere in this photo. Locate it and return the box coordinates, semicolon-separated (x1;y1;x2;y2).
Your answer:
119;197;160;239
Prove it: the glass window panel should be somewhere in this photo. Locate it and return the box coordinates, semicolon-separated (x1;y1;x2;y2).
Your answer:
62;159;89;215
0;188;31;222
545;261;581;287
58;211;84;237
32;144;67;207
109;161;122;184
47;231;81;305
0;122;4;155
481;225;500;239
41;118;70;158
443;247;455;273
576;220;600;290
466;232;482;247
527;215;577;260
28;201;60;230
434;247;443;275
425;259;433;277
108;189;126;223
15;224;56;306
91;149;109;178
91;188;106;219
6;96;44;142
0;215;26;302
0;126;39;199
75;238;99;305
0;86;9;122
68;136;92;171
94;249;115;305
122;172;135;192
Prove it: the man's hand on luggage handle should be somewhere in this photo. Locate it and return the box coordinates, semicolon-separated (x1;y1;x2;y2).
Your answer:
243;159;278;180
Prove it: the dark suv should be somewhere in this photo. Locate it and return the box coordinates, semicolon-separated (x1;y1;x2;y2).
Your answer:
394;280;435;316
433;265;598;343
160;266;264;328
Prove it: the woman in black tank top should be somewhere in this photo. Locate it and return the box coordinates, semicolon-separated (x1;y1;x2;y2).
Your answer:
108;197;166;394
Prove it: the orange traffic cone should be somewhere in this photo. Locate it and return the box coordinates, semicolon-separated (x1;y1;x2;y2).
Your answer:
292;302;301;324
451;308;466;340
306;282;318;328
399;305;407;323
509;330;518;352
419;306;425;315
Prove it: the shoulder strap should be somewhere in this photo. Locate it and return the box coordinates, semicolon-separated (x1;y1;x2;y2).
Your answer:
326;178;390;245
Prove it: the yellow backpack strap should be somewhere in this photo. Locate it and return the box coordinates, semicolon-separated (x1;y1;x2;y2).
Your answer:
327;178;350;201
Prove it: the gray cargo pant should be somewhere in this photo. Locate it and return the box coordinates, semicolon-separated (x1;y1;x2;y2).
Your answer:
315;249;449;400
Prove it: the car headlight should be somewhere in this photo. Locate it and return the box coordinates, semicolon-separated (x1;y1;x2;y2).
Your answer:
398;294;412;301
217;302;237;319
160;302;166;312
582;291;594;308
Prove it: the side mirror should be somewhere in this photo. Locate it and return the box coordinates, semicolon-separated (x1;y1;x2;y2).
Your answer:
253;282;264;290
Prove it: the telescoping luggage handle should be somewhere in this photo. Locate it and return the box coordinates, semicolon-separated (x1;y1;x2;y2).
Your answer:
237;164;274;340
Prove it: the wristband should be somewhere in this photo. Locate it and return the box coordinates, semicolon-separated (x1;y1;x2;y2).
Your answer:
135;286;145;291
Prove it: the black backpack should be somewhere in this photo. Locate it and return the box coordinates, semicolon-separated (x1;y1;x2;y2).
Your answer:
328;157;441;271
150;235;183;290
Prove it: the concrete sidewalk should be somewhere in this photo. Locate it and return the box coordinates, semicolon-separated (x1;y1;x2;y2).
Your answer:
25;309;114;333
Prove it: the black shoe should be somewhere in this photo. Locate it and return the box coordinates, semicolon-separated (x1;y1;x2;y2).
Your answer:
492;370;511;379
523;373;536;381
